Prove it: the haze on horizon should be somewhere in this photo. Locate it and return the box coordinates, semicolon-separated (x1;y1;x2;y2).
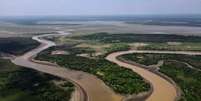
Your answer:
0;0;201;16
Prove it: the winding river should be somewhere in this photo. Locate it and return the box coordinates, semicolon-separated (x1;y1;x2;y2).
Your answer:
12;31;123;101
106;50;201;101
106;51;178;101
11;31;201;101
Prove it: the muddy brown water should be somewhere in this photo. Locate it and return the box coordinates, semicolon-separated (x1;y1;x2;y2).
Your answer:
12;31;199;101
106;50;178;101
12;31;123;101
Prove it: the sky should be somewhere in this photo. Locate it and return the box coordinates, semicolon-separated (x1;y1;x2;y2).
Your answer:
0;0;201;16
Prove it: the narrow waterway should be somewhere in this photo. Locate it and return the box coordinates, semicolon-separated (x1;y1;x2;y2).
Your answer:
12;31;123;101
12;31;200;101
106;50;178;101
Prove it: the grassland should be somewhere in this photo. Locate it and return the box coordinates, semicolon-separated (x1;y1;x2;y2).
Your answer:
69;32;201;52
53;32;201;57
54;35;132;56
0;59;74;101
120;53;201;101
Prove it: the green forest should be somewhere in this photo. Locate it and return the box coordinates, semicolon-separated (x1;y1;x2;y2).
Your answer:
36;47;150;94
121;53;201;101
0;59;74;101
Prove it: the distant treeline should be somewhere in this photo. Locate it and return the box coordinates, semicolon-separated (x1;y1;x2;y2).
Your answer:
0;37;40;55
72;32;201;43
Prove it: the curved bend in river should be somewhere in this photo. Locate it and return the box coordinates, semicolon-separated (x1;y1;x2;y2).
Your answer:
12;31;123;101
106;50;201;101
12;31;190;101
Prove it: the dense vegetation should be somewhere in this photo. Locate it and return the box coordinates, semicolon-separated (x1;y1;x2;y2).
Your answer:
36;47;150;94
44;45;95;55
0;59;74;101
160;61;201;101
121;53;201;70
0;37;40;55
121;53;164;66
138;42;201;51
121;53;201;101
72;32;201;43
104;43;130;53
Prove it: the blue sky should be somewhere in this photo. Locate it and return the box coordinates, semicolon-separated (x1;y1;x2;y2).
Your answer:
0;0;201;16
